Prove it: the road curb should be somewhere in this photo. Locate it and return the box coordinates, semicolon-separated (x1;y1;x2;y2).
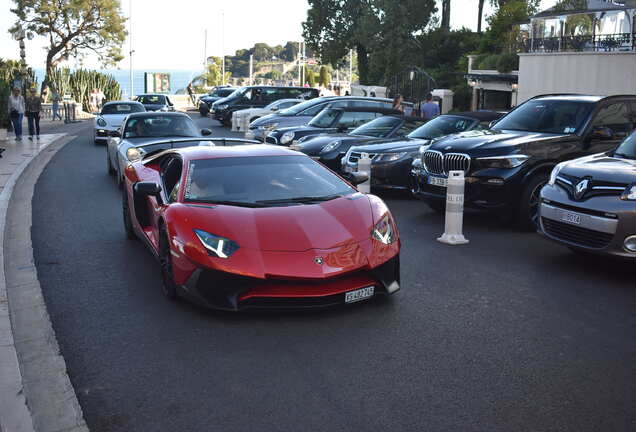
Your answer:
0;134;89;432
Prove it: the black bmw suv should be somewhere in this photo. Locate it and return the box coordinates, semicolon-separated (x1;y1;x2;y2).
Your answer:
411;94;636;228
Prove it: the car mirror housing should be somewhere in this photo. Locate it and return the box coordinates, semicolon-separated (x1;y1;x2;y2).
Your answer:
488;119;499;129
134;181;162;198
271;106;279;111
201;128;213;136
590;126;614;140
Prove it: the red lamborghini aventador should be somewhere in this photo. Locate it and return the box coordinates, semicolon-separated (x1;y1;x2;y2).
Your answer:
122;141;400;310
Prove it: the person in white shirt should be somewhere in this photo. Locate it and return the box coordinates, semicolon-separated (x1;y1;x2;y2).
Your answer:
7;88;25;141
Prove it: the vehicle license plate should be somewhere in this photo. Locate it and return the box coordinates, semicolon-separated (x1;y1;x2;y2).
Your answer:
345;286;375;303
561;211;581;225
428;176;448;188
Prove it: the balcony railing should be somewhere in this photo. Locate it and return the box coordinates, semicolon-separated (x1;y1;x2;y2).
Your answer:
522;33;636;53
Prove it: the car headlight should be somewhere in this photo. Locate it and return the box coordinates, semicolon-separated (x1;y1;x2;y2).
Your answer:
321;140;341;154
126;147;145;162
281;131;295;145
477;155;529;169
97;117;107;127
374;152;407;163
548;162;567;186
216;104;228;110
371;214;396;245
621;184;636;201
194;229;239;258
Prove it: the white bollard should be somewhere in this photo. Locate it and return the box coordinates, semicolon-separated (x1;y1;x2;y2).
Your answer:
437;170;469;245
231;113;239;132
357;152;372;194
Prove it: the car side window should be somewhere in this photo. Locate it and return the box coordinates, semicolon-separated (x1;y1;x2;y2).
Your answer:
160;156;183;203
301;102;327;116
593;102;632;139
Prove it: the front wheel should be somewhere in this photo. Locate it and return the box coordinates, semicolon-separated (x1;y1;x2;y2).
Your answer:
516;174;548;231
199;105;209;117
106;149;115;175
122;188;136;240
159;227;179;300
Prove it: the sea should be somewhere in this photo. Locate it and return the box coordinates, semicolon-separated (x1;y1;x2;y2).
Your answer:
34;68;204;97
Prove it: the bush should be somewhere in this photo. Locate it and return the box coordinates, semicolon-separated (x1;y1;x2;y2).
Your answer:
496;53;519;73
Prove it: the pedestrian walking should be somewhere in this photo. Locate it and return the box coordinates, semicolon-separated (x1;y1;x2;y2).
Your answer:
392;94;405;112
96;88;105;109
7;87;25;141
51;87;62;121
187;82;196;106
89;89;98;113
421;93;440;120
25;88;42;140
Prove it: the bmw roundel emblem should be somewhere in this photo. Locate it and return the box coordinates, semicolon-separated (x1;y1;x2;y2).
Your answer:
314;257;324;265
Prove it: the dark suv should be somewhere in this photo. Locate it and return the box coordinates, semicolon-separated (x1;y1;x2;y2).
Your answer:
410;94;636;227
211;86;319;126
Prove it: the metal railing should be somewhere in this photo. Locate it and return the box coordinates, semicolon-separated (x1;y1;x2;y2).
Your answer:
522;32;636;53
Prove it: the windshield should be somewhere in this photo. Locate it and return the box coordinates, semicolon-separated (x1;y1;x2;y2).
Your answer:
123;115;199;139
308;109;340;128
350;116;402;138
408;115;477;139
493;99;594;134
615;131;636;159
212;88;234;98
101;103;144;115
279;97;326;116
137;95;166;105
227;87;250;100
184;156;355;206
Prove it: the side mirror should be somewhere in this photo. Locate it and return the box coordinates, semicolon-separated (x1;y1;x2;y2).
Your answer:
271;106;279;111
590;126;614;140
109;130;121;137
345;172;369;186
488;119;499;129
134;181;162;197
201;128;212;136
337;125;349;133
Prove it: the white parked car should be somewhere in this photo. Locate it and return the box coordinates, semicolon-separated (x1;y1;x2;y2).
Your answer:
93;101;145;145
232;98;302;128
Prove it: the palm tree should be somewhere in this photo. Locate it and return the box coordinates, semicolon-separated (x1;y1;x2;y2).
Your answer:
441;0;451;30
477;0;485;33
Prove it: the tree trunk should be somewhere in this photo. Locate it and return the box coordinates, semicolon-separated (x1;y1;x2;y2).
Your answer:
441;0;451;31
356;44;370;85
477;0;485;33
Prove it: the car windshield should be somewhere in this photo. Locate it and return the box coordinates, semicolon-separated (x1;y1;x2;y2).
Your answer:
137;95;166;105
493;99;594;134
279;97;326;116
227;87;250;99
408;115;476;139
101;103;144;115
308;109;340;128
123;115;199;139
184;156;355;206
212;88;234;97
350;116;402;138
614;131;636;159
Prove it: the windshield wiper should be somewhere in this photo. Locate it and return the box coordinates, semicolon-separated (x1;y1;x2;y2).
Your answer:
186;199;265;208
256;194;343;205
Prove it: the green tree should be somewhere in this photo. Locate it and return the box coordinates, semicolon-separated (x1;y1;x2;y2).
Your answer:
481;0;540;53
318;65;331;87
10;0;127;84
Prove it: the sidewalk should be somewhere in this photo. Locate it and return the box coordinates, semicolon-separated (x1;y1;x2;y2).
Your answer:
0;129;89;432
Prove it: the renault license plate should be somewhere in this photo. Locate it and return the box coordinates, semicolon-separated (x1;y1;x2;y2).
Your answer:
345;286;375;303
561;211;581;225
428;176;447;188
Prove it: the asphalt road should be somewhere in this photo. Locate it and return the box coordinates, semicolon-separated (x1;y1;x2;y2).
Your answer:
32;114;636;431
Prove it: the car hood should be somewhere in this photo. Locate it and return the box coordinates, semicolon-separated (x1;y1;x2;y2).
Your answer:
297;133;363;154
100;113;128;127
561;153;636;184
353;137;428;154
429;129;568;157
179;195;374;252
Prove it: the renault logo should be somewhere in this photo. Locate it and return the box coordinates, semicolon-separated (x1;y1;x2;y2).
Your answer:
574;179;589;200
314;257;324;265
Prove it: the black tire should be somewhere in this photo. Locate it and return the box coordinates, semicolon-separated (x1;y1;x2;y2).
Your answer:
199;105;209;117
122;188;136;240
159;227;179;300
516;173;548;230
427;200;445;213
106;150;115;175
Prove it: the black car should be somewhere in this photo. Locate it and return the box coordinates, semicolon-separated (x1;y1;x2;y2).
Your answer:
247;96;401;142
211;86;320;126
265;107;402;146
198;87;236;116
291;114;426;171
539;129;636;258
342;111;504;190
410;94;636;227
135;94;175;112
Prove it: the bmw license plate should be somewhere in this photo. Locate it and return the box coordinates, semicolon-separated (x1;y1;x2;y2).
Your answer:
345;286;375;303
561;211;581;225
428;176;448;188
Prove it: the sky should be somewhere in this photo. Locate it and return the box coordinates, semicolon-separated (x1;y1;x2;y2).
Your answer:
0;0;559;72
